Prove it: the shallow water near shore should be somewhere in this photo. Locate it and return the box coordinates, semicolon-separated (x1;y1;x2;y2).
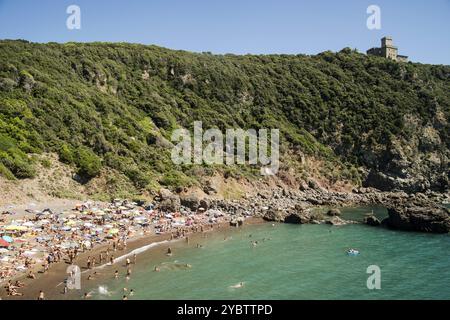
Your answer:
77;206;450;300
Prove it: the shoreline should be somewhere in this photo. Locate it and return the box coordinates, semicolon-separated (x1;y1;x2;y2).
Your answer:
1;188;448;300
1;216;265;300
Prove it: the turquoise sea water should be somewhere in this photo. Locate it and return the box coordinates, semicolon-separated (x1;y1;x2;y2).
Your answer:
85;206;450;300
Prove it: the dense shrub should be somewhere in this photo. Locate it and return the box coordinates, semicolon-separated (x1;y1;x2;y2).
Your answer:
0;40;448;188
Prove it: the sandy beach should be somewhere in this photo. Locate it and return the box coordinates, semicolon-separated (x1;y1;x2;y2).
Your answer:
0;199;264;300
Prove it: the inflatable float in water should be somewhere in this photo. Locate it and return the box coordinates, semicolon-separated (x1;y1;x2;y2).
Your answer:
347;249;360;256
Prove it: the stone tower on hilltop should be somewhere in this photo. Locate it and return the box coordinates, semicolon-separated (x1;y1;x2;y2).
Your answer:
367;36;408;62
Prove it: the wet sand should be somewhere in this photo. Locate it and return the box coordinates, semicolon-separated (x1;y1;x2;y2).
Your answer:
1;217;265;300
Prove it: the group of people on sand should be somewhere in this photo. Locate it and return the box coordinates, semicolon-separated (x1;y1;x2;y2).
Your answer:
4;280;25;296
1;198;235;299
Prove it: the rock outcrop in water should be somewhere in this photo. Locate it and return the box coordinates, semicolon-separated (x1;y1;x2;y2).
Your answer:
383;205;450;233
364;215;381;226
154;185;449;233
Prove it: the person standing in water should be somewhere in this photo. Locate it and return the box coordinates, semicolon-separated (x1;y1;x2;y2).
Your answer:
37;290;45;300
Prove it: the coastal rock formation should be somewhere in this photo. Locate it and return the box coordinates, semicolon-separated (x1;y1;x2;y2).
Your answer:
180;195;201;211
362;126;449;193
157;188;181;212
363;215;381;226
326;208;341;216
180;195;210;211
326;216;347;226
263;209;285;222
284;212;309;224
384;205;450;233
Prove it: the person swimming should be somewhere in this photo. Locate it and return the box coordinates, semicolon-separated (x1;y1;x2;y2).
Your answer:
83;292;92;299
230;282;244;289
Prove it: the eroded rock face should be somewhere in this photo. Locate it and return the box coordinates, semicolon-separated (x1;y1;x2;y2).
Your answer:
263;209;285;222
284;212;311;224
363;126;449;193
326;216;347;226
384;205;450;233
180;195;201;211
157;188;181;212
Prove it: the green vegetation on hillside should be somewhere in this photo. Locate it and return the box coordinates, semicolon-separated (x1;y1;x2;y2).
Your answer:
0;40;448;192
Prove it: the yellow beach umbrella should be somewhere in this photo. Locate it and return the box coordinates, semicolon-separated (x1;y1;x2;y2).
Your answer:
65;220;76;226
4;225;28;232
108;228;119;235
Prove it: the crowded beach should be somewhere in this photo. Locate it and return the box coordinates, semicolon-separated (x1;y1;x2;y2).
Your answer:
0;197;248;299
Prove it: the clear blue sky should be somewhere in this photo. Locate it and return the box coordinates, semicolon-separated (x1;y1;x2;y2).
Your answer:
0;0;449;64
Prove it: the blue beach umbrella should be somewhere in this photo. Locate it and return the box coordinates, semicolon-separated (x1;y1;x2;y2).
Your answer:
2;236;13;243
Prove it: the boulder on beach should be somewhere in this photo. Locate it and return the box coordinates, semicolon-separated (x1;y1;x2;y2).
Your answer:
263;209;285;222
384;205;450;233
157;188;181;212
159;188;175;200
180;195;201;211
199;199;209;211
179;194;209;212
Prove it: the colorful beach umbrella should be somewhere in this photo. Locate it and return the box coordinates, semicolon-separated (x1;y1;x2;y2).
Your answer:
2;236;13;243
0;238;10;247
65;220;76;226
108;228;119;234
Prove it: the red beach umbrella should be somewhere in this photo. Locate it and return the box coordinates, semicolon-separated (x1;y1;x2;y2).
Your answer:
0;238;10;247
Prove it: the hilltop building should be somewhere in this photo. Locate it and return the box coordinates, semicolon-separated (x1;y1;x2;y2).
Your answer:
366;36;408;62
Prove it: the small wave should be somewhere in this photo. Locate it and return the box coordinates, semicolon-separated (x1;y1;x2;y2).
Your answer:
87;239;176;272
98;285;110;295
